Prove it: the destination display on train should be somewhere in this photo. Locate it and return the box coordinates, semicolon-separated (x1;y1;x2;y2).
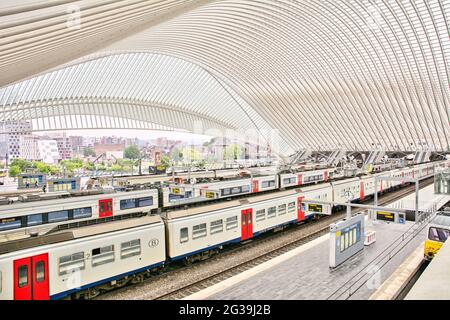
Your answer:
308;204;323;213
205;191;216;199
376;211;395;222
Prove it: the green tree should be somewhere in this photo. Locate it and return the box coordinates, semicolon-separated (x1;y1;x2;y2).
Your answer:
170;147;183;163
84;161;95;171
181;147;202;163
8;165;21;177
83;147;96;157
109;164;123;172
160;155;171;168
60;159;83;173
10;159;32;171
224;144;243;160
124;145;141;159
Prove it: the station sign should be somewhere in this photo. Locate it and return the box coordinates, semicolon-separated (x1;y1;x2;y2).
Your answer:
308;203;323;213
329;214;365;268
376;210;406;224
376;211;395;222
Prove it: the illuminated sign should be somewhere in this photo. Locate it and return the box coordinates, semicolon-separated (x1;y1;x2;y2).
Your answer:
376;211;395;222
308;204;323;213
172;187;181;194
205;191;216;199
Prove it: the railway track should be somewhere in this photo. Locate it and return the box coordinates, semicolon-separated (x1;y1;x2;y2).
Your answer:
97;178;433;300
153;180;432;300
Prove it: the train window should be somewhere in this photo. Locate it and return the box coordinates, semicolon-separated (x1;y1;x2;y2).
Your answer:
278;204;287;215
256;209;266;222
138;197;153;207
193;223;207;239
241;185;251;193
180;228;189;243
267;207;276;218
210;219;223;234
27;214;43;226
221;188;231;196
283;177;296;185
120;199;136;210
428;227;450;243
59;252;85;275
288;202;296;213
262;180;275;188
231;187;242;194
48;210;69;223
0;217;21;231
73;207;92;219
92;245;115;267
35;261;45;282
226;216;238;230
18;265;28;288
121;239;141;259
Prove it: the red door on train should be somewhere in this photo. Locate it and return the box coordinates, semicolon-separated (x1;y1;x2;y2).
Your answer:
99;198;113;218
297;196;305;221
297;174;303;186
359;181;365;201
252;180;259;193
14;253;50;300
241;209;253;241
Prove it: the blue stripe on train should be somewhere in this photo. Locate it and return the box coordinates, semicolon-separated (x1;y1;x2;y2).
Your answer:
170;215;315;261
52;214;317;299
50;261;165;300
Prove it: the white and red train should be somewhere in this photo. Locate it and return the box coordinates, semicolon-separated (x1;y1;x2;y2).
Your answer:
0;160;448;300
0;161;447;239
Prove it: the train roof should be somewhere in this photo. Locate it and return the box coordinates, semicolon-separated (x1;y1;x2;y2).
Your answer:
430;212;450;228
0;215;162;255
0;187;157;212
164;188;304;220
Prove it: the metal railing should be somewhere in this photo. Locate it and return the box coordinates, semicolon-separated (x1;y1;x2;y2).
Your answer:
327;207;437;300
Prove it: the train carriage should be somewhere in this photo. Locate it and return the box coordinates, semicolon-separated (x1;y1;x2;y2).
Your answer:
0;215;166;300
164;187;332;264
279;168;332;189
0;188;159;237
331;178;361;203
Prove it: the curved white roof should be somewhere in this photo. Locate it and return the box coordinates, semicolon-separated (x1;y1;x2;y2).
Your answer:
0;0;449;154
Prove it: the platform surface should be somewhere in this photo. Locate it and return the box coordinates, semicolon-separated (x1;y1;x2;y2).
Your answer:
187;186;450;300
405;239;450;300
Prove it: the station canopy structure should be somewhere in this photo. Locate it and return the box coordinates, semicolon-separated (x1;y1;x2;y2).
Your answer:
0;0;449;156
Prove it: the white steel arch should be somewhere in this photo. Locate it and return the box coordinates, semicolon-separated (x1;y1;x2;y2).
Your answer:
0;0;448;154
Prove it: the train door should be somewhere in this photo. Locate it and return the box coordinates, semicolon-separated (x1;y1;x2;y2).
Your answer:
14;253;49;300
99;198;113;218
241;209;253;241
297;174;303;186
324;171;329;182
297;196;305;222
252;180;259;193
359;181;365;202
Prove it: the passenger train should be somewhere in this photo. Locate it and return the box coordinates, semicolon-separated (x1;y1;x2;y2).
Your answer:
0;161;447;239
0;160;449;300
424;211;450;260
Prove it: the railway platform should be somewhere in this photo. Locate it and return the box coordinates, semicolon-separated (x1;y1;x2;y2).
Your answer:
185;185;450;300
405;239;450;300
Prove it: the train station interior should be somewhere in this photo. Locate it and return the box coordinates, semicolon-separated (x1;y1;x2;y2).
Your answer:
0;0;449;306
